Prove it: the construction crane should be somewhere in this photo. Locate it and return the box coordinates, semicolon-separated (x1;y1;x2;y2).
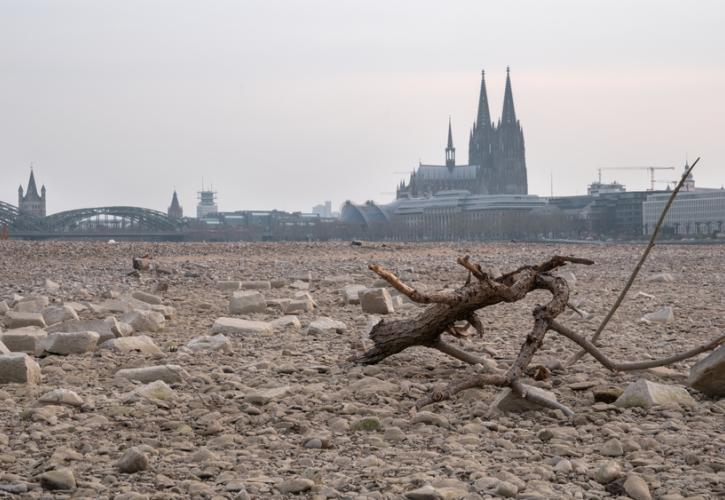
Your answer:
597;166;676;191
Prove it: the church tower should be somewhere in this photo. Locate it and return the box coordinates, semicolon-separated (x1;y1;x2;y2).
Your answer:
167;190;183;219
493;68;528;194
445;118;456;169
468;70;494;172
18;168;46;217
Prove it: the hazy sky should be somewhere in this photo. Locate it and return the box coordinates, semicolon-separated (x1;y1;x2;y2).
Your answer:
2;1;724;214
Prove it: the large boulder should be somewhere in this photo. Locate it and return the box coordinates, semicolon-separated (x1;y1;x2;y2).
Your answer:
0;327;47;354
39;331;100;355
101;335;163;356
41;305;79;326
0;353;42;384
359;288;395;314
614;379;696;408
115;364;188;384
688;345;725;397
211;318;273;336
4;311;46;329
229;291;267;314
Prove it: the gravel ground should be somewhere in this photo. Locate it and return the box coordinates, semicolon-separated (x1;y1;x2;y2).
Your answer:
0;241;723;499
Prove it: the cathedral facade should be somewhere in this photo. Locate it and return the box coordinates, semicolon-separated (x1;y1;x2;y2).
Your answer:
397;68;528;198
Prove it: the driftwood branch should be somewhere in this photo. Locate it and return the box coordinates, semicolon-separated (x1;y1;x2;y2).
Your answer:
566;158;700;366
353;247;721;417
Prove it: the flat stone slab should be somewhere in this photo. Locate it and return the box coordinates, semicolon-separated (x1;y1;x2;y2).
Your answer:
115;364;188;384
4;311;46;329
241;280;271;290
211;318;273;336
48;318;124;344
41;306;79;326
0;327;47;354
491;384;559;413
641;306;674;324
688;345;725;397
101;335;163;356
305;317;347;335
217;281;241;291
183;334;231;353
0;353;42;384
614;378;696;408
131;291;163;305
229;291;267;314
40;331;100;355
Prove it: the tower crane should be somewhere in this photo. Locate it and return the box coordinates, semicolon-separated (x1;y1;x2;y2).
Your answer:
597;166;676;191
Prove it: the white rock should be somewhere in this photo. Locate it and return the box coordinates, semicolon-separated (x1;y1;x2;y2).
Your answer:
359;288;395;314
120;310;165;332
688;345;725;397
641;306;674;324
131;291;163;305
44;279;61;292
614;379;696;408
4;311;46;329
305;317;347;335
270;316;301;331
124;380;176;405
595;461;622;484
41;305;79;326
184;335;231;353
211;317;273;336
0;353;42;384
491;384;559;413
48;317;125;343
246;385;291;405
40;331;100;355
282;298;314;314
0;340;8;355
342;285;368;305
217;280;241;291
241;280;271;290
645;272;674;283
115;364;188;384
0;327;47;354
229;290;267;314
101;335;163;356
623;473;652;500
13;296;49;313
38;388;84;407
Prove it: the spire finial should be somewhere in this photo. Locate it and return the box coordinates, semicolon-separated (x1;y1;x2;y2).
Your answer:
507;66;510;75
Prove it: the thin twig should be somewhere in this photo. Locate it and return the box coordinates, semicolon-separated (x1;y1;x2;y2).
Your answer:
368;263;461;305
566;157;700;366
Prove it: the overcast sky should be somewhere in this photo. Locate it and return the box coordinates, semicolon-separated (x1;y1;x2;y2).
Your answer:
2;0;724;214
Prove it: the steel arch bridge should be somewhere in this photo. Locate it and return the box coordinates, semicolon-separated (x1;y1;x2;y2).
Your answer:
45;206;179;232
1;203;183;239
0;201;45;231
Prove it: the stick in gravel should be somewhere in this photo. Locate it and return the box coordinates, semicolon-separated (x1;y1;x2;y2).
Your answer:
566;157;700;366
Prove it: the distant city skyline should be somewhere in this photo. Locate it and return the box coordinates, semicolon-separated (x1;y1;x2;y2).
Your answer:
2;1;724;214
